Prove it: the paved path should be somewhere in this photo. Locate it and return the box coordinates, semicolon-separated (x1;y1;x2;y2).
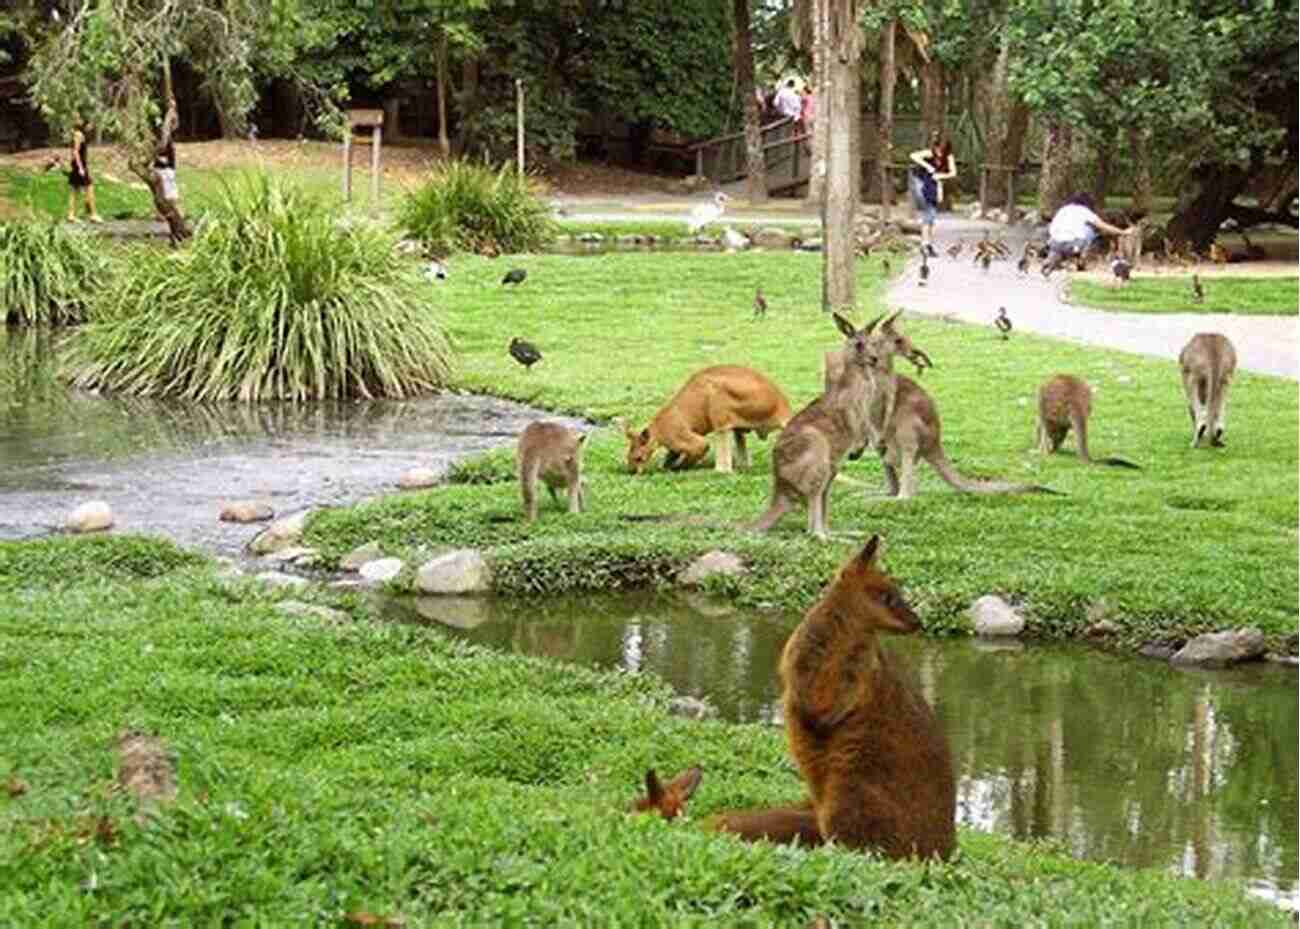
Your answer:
888;220;1298;380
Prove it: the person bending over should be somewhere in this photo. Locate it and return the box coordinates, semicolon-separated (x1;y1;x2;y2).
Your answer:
1042;192;1136;275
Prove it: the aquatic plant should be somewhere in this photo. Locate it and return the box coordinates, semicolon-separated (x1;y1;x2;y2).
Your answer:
0;219;105;325
63;173;455;402
395;159;557;257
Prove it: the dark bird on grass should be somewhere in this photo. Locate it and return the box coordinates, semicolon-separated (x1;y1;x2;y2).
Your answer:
994;307;1012;340
1192;273;1204;304
752;287;768;320
980;252;992;273
918;247;930;287
509;337;542;371
1110;256;1132;285
423;259;448;282
946;241;963;260
882;257;892;277
501;268;528;286
1017;242;1033;275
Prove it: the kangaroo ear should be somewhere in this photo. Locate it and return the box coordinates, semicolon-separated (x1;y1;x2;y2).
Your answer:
858;534;881;565
832;312;857;338
668;766;703;804
575;433;587;446
862;313;886;335
883;310;903;330
644;769;664;805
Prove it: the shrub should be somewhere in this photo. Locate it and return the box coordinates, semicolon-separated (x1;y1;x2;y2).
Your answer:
62;173;456;402
396;159;557;257
0;220;105;325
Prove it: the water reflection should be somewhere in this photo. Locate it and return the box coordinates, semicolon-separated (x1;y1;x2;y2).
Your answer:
385;589;1298;903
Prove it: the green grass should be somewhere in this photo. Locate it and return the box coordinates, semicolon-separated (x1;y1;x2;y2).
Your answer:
0;165;153;220
1071;275;1299;315
303;251;1298;649
0;219;107;324
0;537;1288;927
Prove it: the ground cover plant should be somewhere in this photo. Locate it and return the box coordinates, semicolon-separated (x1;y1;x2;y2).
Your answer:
554;218;819;247
0;219;106;324
1070;275;1299;315
0;536;1289;927
60;173;455;402
305;251;1298;649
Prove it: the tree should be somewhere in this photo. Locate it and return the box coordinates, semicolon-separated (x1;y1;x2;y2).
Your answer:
734;0;768;203
816;0;864;314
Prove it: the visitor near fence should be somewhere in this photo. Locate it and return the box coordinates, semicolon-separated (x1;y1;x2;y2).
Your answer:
774;78;802;121
908;131;956;258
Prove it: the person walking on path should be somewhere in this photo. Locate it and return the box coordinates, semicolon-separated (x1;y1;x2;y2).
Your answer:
1041;192;1137;275
908;131;956;258
65;126;103;224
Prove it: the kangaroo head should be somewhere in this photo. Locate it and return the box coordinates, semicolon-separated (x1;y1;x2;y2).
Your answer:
869;311;933;374
624;426;657;474
630;766;703;820
832;312;876;371
833;534;921;634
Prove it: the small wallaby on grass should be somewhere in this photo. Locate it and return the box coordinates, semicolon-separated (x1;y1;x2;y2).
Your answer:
632;535;956;861
516;421;586;522
752;312;879;539
1178;333;1237;448
853;320;1061;500
1036;374;1140;469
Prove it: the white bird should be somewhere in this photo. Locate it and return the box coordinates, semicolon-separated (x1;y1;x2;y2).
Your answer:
423;259;448;282
720;226;749;250
687;192;729;235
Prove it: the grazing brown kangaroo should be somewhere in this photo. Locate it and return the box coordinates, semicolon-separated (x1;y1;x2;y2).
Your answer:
1036;374;1140;469
516;421;586;522
1178;333;1237;448
752;313;877;539
632;535;956;861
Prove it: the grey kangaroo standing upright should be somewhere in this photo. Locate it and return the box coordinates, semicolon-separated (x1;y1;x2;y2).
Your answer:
1178;333;1237;448
752;313;879;539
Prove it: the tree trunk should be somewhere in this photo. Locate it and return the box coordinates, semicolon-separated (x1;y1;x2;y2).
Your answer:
132;164;192;244
456;57;480;153
1166;164;1251;253
805;1;829;205
820;0;863;314
919;57;945;142
733;0;768;203
1127;126;1152;217
876;18;896;221
998;99;1030;215
1090;134;1113;210
435;34;451;158
383;99;403;143
1037;122;1074;216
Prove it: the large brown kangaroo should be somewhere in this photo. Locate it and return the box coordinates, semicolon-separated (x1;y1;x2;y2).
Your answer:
1178;333;1237;448
1036;374;1140;469
632;535;956;860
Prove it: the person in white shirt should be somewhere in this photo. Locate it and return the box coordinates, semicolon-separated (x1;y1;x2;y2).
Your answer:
774;79;802;121
1042;192;1137;275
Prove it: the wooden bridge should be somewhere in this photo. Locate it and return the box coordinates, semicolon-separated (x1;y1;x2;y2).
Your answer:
689;117;812;196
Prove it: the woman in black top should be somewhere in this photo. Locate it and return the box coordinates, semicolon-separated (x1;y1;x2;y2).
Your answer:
66;126;103;223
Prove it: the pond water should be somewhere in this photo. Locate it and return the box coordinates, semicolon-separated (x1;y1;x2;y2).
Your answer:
389;589;1299;909
0;327;583;557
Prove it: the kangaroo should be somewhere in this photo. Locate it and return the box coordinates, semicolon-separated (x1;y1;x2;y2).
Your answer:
516;421;586;522
1179;333;1237;448
623;365;791;474
632;535;956;861
753;313;879;539
1036;374;1140;469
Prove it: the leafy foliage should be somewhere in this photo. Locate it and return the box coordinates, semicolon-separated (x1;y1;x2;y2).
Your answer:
0;535;203;592
395;159;556;257
0;220;105;325
62;173;455;401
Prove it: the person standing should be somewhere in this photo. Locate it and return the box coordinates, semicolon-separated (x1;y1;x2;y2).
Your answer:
774;78;802;122
65;126;103;224
799;85;816;144
1041;192;1137;275
908;131;956;258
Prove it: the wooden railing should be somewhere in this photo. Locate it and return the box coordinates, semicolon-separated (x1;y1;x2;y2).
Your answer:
690;118;811;193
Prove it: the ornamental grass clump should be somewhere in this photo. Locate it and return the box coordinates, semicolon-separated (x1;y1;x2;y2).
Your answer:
396;159;556;256
0;220;105;325
63;174;455;402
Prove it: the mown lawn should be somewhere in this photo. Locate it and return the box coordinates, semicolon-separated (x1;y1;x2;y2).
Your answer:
1071;274;1299;315
304;250;1298;648
0;537;1290;928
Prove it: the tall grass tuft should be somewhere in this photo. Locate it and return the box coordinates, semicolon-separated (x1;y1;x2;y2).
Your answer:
396;159;557;256
0;221;105;325
62;174;456;402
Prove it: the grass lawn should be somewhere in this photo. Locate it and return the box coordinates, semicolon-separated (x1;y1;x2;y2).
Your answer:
1071;275;1299;315
302;250;1298;650
0;536;1290;927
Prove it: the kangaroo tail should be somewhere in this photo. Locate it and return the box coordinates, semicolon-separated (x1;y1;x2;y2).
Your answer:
1096;457;1141;470
927;448;1064;495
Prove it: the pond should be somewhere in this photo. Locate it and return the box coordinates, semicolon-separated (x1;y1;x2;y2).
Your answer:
388;588;1299;910
0;326;583;556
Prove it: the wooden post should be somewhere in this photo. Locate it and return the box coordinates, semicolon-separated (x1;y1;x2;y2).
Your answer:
342;109;383;208
979;165;989;217
515;79;525;178
1005;169;1015;223
370;121;382;215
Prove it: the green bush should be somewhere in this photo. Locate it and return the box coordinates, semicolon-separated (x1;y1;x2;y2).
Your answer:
0;220;105;325
396;159;557;257
62;173;456;402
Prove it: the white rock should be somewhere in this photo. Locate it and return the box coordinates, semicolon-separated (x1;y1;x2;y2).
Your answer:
969;594;1026;637
412;595;491;629
358;558;404;585
262;545;316;563
246;510;312;555
668;696;719;721
66;500;114;533
1171;627;1266;667
339;541;384;573
415;549;492;595
397;467;439;490
254;571;309;590
678;550;746;587
219;500;274;523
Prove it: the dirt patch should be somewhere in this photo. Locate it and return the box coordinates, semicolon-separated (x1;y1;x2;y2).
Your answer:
114;729;177;804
